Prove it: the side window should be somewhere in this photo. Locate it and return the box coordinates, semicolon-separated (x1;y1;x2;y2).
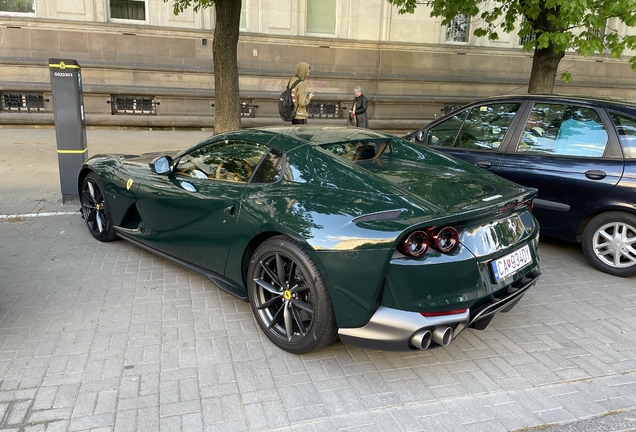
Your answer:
430;103;520;150
426;111;467;147
251;149;285;183
518;104;608;157
609;111;636;158
175;140;268;183
321;140;385;162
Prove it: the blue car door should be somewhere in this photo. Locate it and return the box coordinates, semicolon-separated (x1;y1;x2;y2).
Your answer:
423;102;523;172
496;102;624;237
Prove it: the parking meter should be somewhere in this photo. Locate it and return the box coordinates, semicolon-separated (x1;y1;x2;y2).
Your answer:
49;58;88;204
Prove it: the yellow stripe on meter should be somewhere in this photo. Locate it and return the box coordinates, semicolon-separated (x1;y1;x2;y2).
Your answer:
57;149;88;154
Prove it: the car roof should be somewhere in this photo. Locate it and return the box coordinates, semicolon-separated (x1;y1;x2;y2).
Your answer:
471;94;636;114
259;126;394;145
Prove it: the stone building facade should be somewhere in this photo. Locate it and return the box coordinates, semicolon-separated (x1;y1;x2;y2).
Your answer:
1;0;635;132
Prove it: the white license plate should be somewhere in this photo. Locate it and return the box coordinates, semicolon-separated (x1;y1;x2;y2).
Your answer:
491;245;533;283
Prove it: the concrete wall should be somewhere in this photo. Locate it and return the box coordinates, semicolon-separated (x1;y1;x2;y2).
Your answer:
1;1;635;132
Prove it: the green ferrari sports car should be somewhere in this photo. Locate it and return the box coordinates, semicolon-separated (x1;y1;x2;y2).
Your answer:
78;126;541;354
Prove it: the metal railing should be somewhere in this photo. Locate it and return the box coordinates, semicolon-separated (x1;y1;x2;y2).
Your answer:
0;93;47;112
308;102;347;119
108;96;159;115
441;105;462;116
240;100;258;117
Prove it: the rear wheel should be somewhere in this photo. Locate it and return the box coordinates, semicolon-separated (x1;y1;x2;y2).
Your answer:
247;236;338;354
582;212;636;277
80;172;117;242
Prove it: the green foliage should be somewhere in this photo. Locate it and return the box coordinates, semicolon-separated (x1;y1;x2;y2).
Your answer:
386;0;636;68
167;0;216;14
560;71;573;83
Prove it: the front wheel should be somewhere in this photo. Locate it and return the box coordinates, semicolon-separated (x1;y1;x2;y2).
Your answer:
247;236;338;354
582;212;636;277
80;172;118;242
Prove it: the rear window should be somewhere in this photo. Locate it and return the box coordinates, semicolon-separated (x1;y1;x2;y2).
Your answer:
320;139;391;162
609;111;636;158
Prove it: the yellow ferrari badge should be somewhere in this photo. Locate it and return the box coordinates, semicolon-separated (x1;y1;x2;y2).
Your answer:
126;179;133;190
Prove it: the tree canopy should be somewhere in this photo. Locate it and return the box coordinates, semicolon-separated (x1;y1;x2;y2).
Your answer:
387;0;636;93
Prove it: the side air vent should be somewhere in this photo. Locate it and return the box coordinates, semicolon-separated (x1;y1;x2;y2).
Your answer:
352;209;404;224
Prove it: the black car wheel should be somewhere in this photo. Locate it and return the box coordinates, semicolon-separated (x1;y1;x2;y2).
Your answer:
247;236;338;354
582;212;636;277
80;172;117;242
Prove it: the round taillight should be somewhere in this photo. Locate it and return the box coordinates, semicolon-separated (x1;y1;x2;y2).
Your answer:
432;227;459;253
401;231;429;257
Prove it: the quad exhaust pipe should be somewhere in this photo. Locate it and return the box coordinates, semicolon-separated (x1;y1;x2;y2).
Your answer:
432;326;453;347
410;326;454;350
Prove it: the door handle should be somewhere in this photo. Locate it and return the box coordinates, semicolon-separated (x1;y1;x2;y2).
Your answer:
475;160;492;169
224;205;236;215
585;170;606;180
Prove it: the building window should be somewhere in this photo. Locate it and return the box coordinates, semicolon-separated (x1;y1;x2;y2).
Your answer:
589;22;606;40
0;0;35;13
446;14;469;43
240;0;246;29
110;0;146;21
307;0;336;35
518;16;536;47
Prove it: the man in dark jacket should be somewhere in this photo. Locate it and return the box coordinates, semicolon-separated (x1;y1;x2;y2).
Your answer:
349;86;369;128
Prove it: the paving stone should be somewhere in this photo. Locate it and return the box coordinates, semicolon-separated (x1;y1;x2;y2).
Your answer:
2;128;636;432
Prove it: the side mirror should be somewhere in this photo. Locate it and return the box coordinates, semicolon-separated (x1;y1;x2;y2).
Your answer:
150;156;174;175
416;130;425;142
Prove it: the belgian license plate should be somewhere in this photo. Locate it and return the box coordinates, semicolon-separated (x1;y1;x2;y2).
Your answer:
491;245;532;283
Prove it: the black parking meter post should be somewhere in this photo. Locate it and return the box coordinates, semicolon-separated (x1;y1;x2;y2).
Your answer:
48;58;88;204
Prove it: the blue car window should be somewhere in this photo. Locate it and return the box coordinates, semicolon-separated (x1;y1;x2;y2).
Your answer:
430;103;520;150
175;141;268;183
609;111;636;159
518;104;565;154
518;104;608;157
426;111;467;147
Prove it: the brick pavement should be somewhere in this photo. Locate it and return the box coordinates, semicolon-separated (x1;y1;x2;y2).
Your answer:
1;127;635;431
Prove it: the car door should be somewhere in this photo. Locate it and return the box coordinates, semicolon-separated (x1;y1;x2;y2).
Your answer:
422;101;523;171
497;102;624;233
134;139;269;274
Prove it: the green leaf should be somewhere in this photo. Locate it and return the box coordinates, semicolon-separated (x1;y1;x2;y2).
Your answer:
560;71;573;83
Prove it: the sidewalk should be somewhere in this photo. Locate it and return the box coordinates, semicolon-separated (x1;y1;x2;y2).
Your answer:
1;127;635;431
0;126;213;216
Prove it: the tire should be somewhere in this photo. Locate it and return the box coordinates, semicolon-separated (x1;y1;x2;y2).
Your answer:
80;172;118;242
247;236;338;354
582;212;636;277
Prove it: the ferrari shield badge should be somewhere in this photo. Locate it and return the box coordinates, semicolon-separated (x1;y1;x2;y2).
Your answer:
126;179;133;190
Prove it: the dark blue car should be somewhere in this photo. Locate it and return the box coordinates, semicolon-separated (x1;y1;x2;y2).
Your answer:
405;94;636;277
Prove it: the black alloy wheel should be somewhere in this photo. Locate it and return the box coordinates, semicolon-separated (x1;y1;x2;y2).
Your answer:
582;211;636;277
247;236;338;354
80;172;117;242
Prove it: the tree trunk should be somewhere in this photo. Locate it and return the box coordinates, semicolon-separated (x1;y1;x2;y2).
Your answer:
527;42;565;94
212;0;241;133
